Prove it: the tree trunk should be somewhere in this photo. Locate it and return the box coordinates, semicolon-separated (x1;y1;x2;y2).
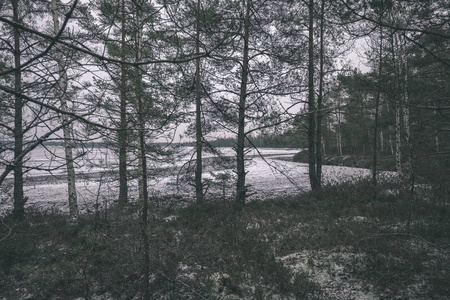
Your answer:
401;51;414;235
393;33;402;176
12;0;24;219
235;0;251;207
195;0;203;204
307;0;319;191
51;0;78;218
372;15;383;200
395;102;402;174
135;4;150;298
337;100;342;156
402;103;412;179
118;0;128;206
402;55;413;187
435;105;439;152
380;129;384;153
314;0;325;189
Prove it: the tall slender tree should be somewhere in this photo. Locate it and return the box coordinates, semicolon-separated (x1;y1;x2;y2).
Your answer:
118;0;128;206
307;0;320;191
315;0;326;190
235;0;251;206
51;0;78;218
371;22;382;200
11;0;24;219
194;0;203;204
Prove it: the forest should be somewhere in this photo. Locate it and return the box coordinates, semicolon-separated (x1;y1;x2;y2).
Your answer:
0;0;449;299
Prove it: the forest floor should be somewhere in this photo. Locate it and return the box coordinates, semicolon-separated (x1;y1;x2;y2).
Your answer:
1;176;449;299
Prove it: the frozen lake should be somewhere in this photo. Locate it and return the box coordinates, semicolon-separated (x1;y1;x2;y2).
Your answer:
0;146;374;215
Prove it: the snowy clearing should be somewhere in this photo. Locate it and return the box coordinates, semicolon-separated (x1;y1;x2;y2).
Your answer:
0;146;391;215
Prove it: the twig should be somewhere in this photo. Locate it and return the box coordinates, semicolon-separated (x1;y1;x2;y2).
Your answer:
0;218;12;242
152;266;208;300
175;278;208;300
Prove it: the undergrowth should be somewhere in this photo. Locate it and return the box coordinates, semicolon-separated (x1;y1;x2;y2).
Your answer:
0;177;449;299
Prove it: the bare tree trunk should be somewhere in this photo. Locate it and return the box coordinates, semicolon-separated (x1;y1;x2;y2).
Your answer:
307;0;319;191
195;0;203;204
12;0;24;219
401;51;415;235
392;33;403;176
402;55;413;184
336;129;341;156
235;0;251;207
372;15;383;200
135;3;150;298
433;104;440;153
337;99;343;156
118;0;128;206
314;0;325;189
395;101;402;175
380;129;384;153
435;105;439;153
322;136;326;157
402;103;412;178
51;0;78;218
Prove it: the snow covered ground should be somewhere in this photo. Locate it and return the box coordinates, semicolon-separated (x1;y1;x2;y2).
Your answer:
0;146;378;215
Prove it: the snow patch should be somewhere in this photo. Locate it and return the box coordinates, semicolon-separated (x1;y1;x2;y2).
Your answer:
280;250;376;300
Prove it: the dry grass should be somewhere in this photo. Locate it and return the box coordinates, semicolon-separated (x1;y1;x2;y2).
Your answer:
1;177;449;299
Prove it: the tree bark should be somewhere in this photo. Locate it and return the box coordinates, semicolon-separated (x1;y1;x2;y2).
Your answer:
395;101;402;174
235;0;251;207
393;33;402;176
51;0;78;218
135;3;150;298
118;0;128;206
307;0;319;191
434;105;439;152
195;0;203;204
401;48;415;234
402;55;413;187
315;0;325;189
337;98;342;156
12;0;24;219
372;13;383;200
